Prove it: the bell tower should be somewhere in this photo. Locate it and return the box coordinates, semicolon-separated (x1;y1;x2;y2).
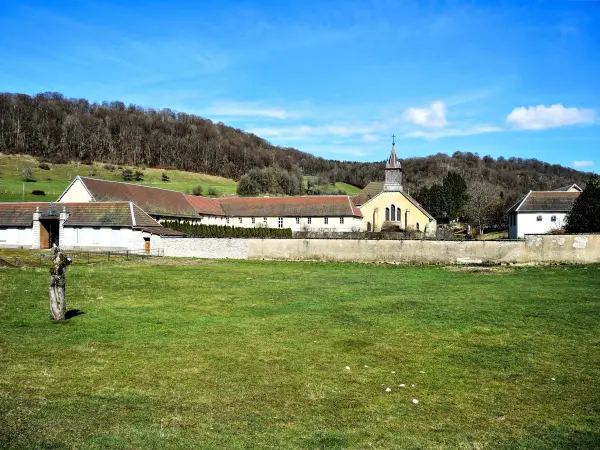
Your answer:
384;137;403;192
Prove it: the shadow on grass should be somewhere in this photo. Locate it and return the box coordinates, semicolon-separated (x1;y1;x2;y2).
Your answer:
65;309;85;319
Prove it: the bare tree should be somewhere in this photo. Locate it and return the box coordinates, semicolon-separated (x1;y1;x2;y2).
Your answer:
464;181;502;235
49;246;72;321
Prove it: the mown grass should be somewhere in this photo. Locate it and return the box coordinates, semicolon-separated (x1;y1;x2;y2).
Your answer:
0;256;599;449
0;154;238;202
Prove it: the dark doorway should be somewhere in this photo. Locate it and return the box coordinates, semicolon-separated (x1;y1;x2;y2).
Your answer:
40;219;59;249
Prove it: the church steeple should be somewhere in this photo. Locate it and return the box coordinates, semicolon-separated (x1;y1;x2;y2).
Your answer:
384;138;403;191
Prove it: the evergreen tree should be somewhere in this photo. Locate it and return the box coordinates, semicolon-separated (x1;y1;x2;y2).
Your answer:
565;175;600;233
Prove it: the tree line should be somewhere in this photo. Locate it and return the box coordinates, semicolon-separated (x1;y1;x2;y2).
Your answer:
0;92;592;211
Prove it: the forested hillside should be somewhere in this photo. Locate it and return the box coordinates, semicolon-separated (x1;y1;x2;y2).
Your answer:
0;92;591;201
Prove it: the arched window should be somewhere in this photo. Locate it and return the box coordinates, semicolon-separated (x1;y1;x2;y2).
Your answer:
416;222;420;231
396;208;401;224
385;208;390;221
367;222;372;232
390;204;396;221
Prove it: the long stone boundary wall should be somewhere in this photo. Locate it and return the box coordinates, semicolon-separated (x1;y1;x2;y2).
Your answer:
160;234;600;264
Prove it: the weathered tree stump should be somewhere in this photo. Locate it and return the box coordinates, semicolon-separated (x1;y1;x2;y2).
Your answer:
49;246;72;321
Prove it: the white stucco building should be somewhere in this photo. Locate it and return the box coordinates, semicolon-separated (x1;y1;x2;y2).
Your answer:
0;202;182;251
507;185;581;239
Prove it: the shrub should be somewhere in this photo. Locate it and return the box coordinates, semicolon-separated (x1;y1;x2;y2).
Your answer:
207;187;218;197
565;174;600;233
162;221;293;238
21;166;34;182
192;185;203;196
162;172;170;182
134;170;144;181
103;163;116;171
39;163;50;170
31;190;46;196
122;169;134;181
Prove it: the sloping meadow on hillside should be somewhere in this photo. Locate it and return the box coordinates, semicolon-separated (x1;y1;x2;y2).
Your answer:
1;257;599;449
0;154;237;202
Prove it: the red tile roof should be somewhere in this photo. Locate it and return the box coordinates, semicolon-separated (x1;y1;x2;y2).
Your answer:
508;191;580;213
0;202;160;228
75;177;199;218
218;196;362;217
185;195;225;215
0;203;49;226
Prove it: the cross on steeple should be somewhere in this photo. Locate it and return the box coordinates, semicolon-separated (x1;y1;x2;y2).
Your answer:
392;134;396;146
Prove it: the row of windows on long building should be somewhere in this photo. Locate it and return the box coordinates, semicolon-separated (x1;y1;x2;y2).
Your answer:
215;216;347;227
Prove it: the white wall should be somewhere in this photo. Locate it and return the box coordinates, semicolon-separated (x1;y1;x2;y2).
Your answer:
61;227;149;251
196;215;363;232
161;234;600;264
514;212;567;238
57;178;93;203
0;227;33;248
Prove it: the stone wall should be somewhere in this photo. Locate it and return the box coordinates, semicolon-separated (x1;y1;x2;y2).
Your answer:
160;234;600;264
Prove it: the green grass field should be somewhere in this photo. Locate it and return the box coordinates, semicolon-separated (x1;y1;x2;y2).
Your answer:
1;255;599;449
0;154;238;202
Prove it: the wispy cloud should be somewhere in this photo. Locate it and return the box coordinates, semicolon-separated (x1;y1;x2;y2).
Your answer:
506;104;596;130
362;134;379;143
206;102;290;119
402;101;449;128
248;123;383;141
572;160;594;169
403;125;502;140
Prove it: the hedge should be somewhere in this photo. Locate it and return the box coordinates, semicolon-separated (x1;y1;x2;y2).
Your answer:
162;221;293;238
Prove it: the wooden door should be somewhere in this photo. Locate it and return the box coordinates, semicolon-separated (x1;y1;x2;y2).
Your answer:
144;238;150;253
40;222;50;249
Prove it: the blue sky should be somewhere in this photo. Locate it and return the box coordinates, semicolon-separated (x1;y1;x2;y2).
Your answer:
1;0;599;171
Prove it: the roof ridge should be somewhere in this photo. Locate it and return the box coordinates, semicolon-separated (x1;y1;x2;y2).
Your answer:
79;176;188;195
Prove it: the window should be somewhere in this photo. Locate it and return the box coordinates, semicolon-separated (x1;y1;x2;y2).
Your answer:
251;217;256;224
551;215;557;222
397;208;401;224
295;217;300;225
385;207;390;221
416;222;420;231
339;217;344;224
278;217;283;228
307;217;312;225
0;228;6;242
74;227;82;244
324;217;329;225
536;215;543;222
110;227;121;245
92;227;101;245
239;217;243;224
226;217;230;224
17;227;27;244
263;217;268;224
391;204;396;221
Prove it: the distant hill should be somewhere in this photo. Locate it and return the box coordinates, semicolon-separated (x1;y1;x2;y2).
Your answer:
0;92;593;204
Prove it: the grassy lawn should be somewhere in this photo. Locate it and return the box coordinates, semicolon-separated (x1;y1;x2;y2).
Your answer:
0;154;238;202
0;256;599;449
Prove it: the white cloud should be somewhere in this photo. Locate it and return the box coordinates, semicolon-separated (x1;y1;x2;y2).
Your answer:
207;103;289;119
403;101;449;128
248;123;381;141
573;160;595;168
362;134;378;143
403;125;502;140
506;104;595;130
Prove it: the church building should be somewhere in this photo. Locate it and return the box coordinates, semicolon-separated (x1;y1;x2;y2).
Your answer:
352;144;436;233
0;143;436;250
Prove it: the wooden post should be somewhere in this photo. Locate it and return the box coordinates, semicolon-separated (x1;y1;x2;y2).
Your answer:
49;246;72;321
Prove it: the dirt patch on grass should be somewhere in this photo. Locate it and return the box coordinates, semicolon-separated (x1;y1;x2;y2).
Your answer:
444;265;514;275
